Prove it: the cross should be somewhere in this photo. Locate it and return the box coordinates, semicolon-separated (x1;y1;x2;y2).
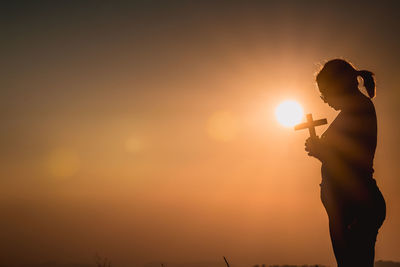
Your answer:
294;113;327;139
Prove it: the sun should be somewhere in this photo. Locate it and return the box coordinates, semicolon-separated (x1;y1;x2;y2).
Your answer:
275;100;304;127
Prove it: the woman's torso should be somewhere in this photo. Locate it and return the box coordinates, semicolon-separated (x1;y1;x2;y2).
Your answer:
320;95;379;205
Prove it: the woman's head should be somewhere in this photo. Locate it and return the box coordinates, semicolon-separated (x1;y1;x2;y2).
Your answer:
316;59;376;110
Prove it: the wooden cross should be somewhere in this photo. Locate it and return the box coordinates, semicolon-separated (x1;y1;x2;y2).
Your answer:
294;113;327;139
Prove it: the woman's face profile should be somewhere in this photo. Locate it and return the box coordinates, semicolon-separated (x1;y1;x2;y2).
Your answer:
318;83;342;111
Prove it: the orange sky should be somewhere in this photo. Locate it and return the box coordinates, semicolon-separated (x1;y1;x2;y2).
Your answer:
1;2;400;266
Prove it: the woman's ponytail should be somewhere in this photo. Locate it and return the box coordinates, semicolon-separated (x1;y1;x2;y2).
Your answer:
358;70;376;98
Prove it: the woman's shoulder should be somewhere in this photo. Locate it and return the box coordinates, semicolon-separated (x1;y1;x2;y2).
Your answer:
343;95;377;133
342;94;376;119
356;94;376;114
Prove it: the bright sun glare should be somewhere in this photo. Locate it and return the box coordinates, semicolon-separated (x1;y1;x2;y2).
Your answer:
275;100;304;127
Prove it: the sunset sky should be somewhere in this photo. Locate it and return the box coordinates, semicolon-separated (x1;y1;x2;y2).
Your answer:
1;1;400;266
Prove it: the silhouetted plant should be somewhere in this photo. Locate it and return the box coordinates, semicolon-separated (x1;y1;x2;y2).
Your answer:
223;256;230;267
95;253;111;267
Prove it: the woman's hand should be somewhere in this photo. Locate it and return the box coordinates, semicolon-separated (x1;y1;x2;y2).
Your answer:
305;136;323;160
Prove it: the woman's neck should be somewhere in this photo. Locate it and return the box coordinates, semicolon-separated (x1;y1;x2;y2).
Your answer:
341;91;369;112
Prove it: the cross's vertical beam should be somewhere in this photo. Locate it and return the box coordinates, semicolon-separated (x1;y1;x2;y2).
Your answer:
306;113;317;139
294;113;327;139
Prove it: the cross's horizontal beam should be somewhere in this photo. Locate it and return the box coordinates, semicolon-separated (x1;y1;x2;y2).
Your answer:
294;118;327;130
294;113;327;138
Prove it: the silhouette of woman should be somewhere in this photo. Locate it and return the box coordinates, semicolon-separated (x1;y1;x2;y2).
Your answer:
305;59;386;267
